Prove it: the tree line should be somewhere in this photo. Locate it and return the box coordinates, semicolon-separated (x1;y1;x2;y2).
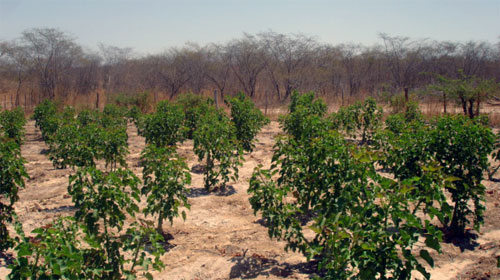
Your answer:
1;28;499;111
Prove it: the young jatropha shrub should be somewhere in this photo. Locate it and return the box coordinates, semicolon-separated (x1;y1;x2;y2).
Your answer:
193;107;243;192
489;131;500;180
10;166;166;280
0;138;28;253
225;92;269;152
330;97;383;144
142;100;186;147
280;91;328;142
33;99;58;139
384;101;424;134
64;166;165;279
100;104;128;128
429;115;495;237
248;128;449;279
175;93;213;139
141;144;191;234
46;107;129;170
0;107;26;145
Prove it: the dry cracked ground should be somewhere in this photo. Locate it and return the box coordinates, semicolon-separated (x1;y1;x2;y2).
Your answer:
1;120;500;279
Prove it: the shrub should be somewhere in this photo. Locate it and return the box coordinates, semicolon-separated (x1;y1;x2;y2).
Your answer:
141;144;191;234
0;139;28;253
175;93;214;139
33;100;57;136
429;115;495;236
331;97;383;144
0;107;26;145
248;129;447;279
281;91;327;142
225;92;269;152
142;100;186;147
193;108;242;191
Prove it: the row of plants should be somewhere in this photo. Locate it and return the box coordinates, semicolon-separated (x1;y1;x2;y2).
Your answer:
0;107;28;255
3;101;190;279
135;92;269;192
2;92;271;278
248;91;497;279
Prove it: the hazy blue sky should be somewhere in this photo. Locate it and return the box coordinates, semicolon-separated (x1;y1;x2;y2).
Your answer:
1;0;499;54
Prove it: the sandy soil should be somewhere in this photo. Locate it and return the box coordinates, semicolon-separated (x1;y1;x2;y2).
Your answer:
1;120;500;279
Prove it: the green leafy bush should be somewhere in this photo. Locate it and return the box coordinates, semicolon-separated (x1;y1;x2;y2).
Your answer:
330;97;383;144
33;100;58;140
488;131;500;180
193;108;242;191
280;91;327;142
142;100;186;147
175;93;213;139
65;167;165;278
10;207;165;279
0;107;26;145
100;126;129;171
0;139;28;252
225;92;269;152
100;104;128;129
248;129;447;279
429;115;495;236
141;144;191;233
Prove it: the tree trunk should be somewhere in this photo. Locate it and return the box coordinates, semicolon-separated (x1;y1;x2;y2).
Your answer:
443;93;447;114
157;211;164;234
214;90;219;108
468;99;475;118
404;87;409;111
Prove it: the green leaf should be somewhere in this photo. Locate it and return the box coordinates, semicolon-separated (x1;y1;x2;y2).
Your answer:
420;249;434;267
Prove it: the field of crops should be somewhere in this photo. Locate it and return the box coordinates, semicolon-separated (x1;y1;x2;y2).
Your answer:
1;92;500;279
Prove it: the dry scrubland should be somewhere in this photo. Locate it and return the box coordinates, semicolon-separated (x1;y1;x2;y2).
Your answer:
1;117;500;279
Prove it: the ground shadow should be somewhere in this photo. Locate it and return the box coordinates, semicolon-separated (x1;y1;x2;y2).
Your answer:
442;229;479;252
0;252;14;268
187;185;236;198
41;205;76;213
229;255;318;279
215;185;237;196
191;164;205;174
121;231;176;253
40;148;49;155
186;187;210;198
490;177;500;183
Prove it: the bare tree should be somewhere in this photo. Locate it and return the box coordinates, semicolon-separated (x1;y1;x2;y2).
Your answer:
380;33;429;104
229;34;267;97
156;47;194;99
258;31;317;100
202;43;233;100
21;28;83;100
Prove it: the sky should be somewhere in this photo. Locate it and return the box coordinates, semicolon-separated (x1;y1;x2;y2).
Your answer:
0;0;499;55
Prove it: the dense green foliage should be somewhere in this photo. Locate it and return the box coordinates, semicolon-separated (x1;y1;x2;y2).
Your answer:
0;138;28;252
280;91;327;142
141;100;186;147
141;144;191;233
0;107;26;145
0;106;28;253
175;93;213;139
428;115;495;236
32;99;58;140
225;92;269;152
193;108;242;191
65;167;164;279
33;103;130;170
249;128;447;279
330;97;383;144
489;131;500;180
